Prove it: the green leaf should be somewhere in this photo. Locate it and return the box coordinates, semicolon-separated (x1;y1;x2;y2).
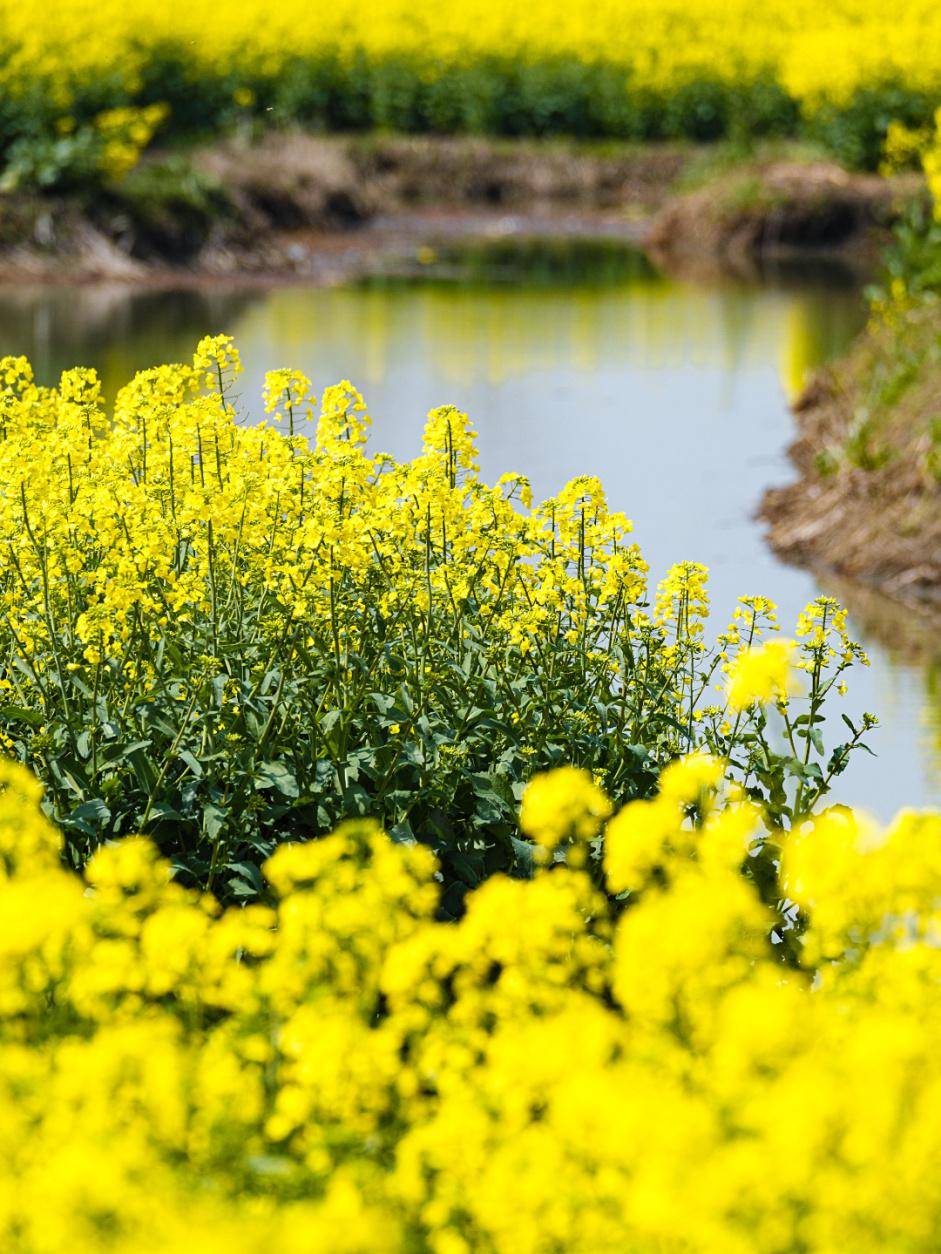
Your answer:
179;750;203;778
0;703;44;727
202;802;227;842
117;740;153;759
389;820;416;845
255;760;299;799
126;747;158;793
146;801;184;823
65;798;111;832
510;835;536;879
226;860;265;893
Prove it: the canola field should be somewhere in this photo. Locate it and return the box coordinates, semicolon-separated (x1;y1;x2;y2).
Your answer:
3;0;941;165
5;748;941;1252
0;340;873;898
4;3;941;1244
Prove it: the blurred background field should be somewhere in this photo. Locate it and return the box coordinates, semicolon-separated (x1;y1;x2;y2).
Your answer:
5;0;941;194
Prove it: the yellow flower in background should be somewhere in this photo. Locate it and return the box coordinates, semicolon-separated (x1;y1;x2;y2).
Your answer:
95;103;168;180
4;0;941;139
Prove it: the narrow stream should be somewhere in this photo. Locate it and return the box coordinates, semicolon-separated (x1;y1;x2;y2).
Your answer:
4;238;939;817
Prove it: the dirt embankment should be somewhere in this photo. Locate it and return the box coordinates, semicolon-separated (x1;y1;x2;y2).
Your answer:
761;306;941;615
0;133;922;282
646;162;923;277
0;135;684;281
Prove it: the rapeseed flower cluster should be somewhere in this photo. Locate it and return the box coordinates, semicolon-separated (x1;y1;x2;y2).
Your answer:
0;340;872;896
2;752;941;1250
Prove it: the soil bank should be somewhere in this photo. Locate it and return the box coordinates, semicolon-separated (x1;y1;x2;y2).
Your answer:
0;133;922;284
761;304;941;619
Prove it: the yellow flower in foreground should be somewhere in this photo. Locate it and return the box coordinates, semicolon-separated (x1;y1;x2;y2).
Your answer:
726;638;798;711
0;749;940;1249
193;334;242;389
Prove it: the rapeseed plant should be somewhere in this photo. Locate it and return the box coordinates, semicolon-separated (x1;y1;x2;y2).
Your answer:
0;340;873;901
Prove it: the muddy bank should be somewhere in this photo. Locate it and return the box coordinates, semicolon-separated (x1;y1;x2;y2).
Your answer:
0;135;682;282
0;134;922;283
646;161;925;277
762;306;941;614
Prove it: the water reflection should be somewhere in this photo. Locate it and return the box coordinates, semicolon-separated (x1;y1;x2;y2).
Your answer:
0;284;260;399
1;239;937;816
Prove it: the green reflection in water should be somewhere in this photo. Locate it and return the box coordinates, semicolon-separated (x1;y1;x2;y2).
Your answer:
0;241;866;405
228;254;866;403
368;237;665;288
0;285;260;396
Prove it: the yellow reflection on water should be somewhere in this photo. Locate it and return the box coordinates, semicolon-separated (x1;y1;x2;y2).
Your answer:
232;269;864;398
0;246;865;408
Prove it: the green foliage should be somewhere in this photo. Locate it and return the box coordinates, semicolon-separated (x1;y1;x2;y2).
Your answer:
927;417;941;482
0;58;933;197
806;83;939;171
883;198;941;296
0;104;168;195
0;129;109;195
813;448;840;478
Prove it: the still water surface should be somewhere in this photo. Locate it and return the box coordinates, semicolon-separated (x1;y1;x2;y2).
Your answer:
4;240;939;817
